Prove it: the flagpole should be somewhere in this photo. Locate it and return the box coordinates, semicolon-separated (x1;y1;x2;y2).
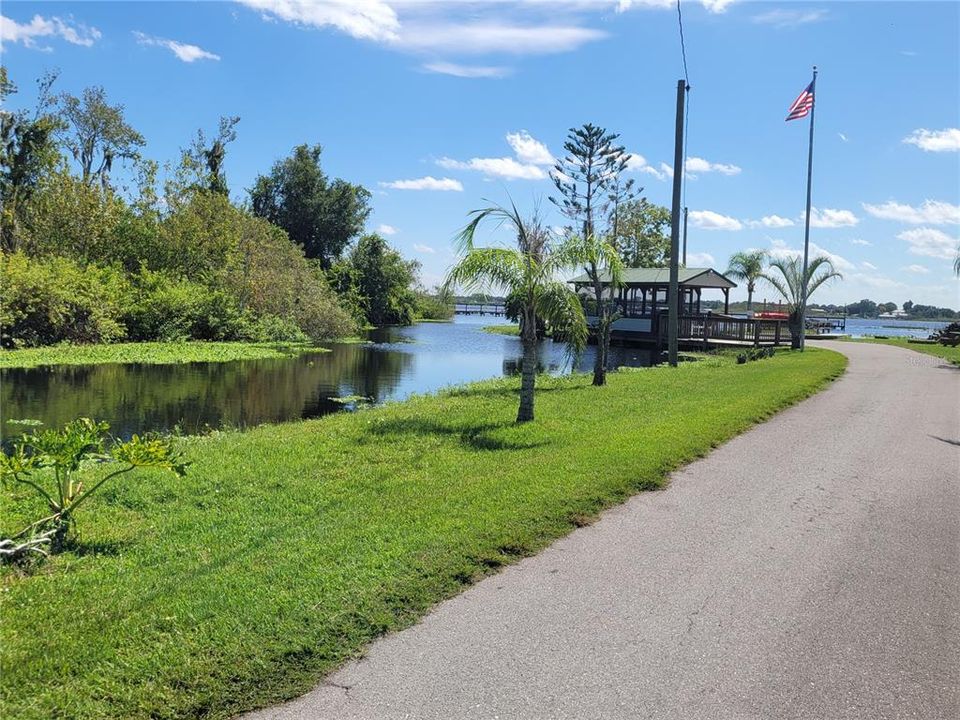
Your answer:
799;65;817;351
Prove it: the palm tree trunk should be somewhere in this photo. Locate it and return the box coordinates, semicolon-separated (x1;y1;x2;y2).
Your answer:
592;277;607;386
788;309;803;349
517;307;537;423
746;284;754;312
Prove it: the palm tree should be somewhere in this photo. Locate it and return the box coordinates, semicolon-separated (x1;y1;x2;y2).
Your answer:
446;201;588;423
761;255;842;349
726;250;766;311
953;243;959;276
560;232;623;386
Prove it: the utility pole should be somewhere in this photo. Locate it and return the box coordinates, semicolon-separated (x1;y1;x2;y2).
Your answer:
667;79;686;367
682;206;688;267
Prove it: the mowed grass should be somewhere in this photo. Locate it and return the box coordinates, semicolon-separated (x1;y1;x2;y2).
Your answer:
841;335;960;366
1;349;846;720
0;341;325;369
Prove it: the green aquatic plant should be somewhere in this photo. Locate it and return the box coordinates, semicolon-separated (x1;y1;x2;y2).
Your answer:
1;418;187;558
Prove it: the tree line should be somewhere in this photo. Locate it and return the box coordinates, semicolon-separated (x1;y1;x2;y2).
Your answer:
0;68;447;349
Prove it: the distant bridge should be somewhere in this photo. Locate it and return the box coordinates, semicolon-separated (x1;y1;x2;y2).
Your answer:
454;303;507;317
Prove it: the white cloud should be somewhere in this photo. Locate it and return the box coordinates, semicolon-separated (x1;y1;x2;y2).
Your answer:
133;32;220;62
685;156;741;176
902;264;930;274
768;238;854;272
438;130;553;180
689;210;742;231
376;224;398;235
660;162;674;179
850;238;872;246
413;243;436;254
380;176;463;191
686;252;716;267
238;0;400;41
395;23;606;55
838;132;848;142
438;156;546;180
861;261;877;270
808;207;859;228
506;130;554;166
902;128;960;153
422;62;510;78
0;13;101;49
751;9;828;28
747;214;794;229
625;154;667;180
862;199;959;225
898;227;958;260
617;0;736;13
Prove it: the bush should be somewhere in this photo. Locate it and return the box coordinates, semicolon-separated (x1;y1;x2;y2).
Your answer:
123;269;249;342
0;251;129;348
243;314;309;343
416;292;454;321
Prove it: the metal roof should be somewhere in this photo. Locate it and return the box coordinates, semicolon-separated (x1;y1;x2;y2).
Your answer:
569;267;737;289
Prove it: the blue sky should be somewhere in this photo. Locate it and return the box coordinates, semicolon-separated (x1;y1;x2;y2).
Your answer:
2;0;958;307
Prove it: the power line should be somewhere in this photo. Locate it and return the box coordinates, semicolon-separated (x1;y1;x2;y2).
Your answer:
677;1;690;212
676;0;690;86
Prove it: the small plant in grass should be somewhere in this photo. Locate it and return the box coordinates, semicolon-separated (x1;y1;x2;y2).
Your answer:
1;418;187;560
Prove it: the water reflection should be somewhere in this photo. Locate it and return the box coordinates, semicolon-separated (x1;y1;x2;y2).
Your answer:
0;316;653;440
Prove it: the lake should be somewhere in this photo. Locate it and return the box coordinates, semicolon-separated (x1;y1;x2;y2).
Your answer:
0;316;654;440
841;317;949;339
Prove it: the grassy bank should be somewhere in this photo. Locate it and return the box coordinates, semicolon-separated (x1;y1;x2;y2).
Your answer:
0;341;326;369
841;336;960;366
1;349;846;720
482;324;520;335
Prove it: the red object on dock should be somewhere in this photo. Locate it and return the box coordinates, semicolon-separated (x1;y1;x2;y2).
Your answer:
754;311;789;320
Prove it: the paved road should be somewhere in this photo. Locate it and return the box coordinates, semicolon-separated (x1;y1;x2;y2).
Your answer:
247;342;960;720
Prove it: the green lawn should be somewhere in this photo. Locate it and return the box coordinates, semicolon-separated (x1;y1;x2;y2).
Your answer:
1;349;846;720
841;336;960;366
482;324;520;335
0;341;326;369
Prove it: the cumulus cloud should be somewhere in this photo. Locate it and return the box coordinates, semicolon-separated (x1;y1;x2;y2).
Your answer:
689;210;743;231
747;215;794;229
897;227;957;260
768;238;854;272
438;130;553;180
850;238;872;246
685;156;741;176
902;128;960;152
902;264;930;274
686;252;716;267
751;9;828;28
133;31;220;62
861;261;877;270
617;0;736;13
413;243;436;254
422;62;510;78
808;207;858;228
380;176;463;191
238;0;400;42
376;224;398;235
506;130;554;166
0;13;101;49
862;199;959;225
625;154;667;180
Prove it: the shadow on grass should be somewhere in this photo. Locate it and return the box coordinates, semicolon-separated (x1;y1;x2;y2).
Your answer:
442;379;585;401
365;417;551;452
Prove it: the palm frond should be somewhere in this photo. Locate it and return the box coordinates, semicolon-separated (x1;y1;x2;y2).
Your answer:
536;280;588;356
445;247;526;294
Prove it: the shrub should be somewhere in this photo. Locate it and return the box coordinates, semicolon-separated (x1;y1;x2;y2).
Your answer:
415;292;454;321
0;418;187;558
0;251;129;348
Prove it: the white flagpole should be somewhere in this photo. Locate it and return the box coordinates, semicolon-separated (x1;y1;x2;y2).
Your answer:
799;66;817;350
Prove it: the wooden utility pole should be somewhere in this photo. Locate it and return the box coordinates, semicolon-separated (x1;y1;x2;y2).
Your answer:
668;79;686;367
682;206;688;266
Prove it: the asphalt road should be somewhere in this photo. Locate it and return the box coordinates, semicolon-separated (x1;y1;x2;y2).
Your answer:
246;342;960;720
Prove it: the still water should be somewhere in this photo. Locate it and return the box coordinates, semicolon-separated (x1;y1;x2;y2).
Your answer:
0;316;653;440
841;317;949;339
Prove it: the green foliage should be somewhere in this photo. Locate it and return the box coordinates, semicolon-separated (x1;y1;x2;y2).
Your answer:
0;349;845;719
614;198;671;268
761;255;843;348
726;250;766;310
339;233;420;326
250;144;371;267
1;418;186;556
0;251;129;348
56;85;144;188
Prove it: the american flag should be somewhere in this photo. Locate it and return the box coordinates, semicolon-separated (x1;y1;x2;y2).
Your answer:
786;81;815;121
